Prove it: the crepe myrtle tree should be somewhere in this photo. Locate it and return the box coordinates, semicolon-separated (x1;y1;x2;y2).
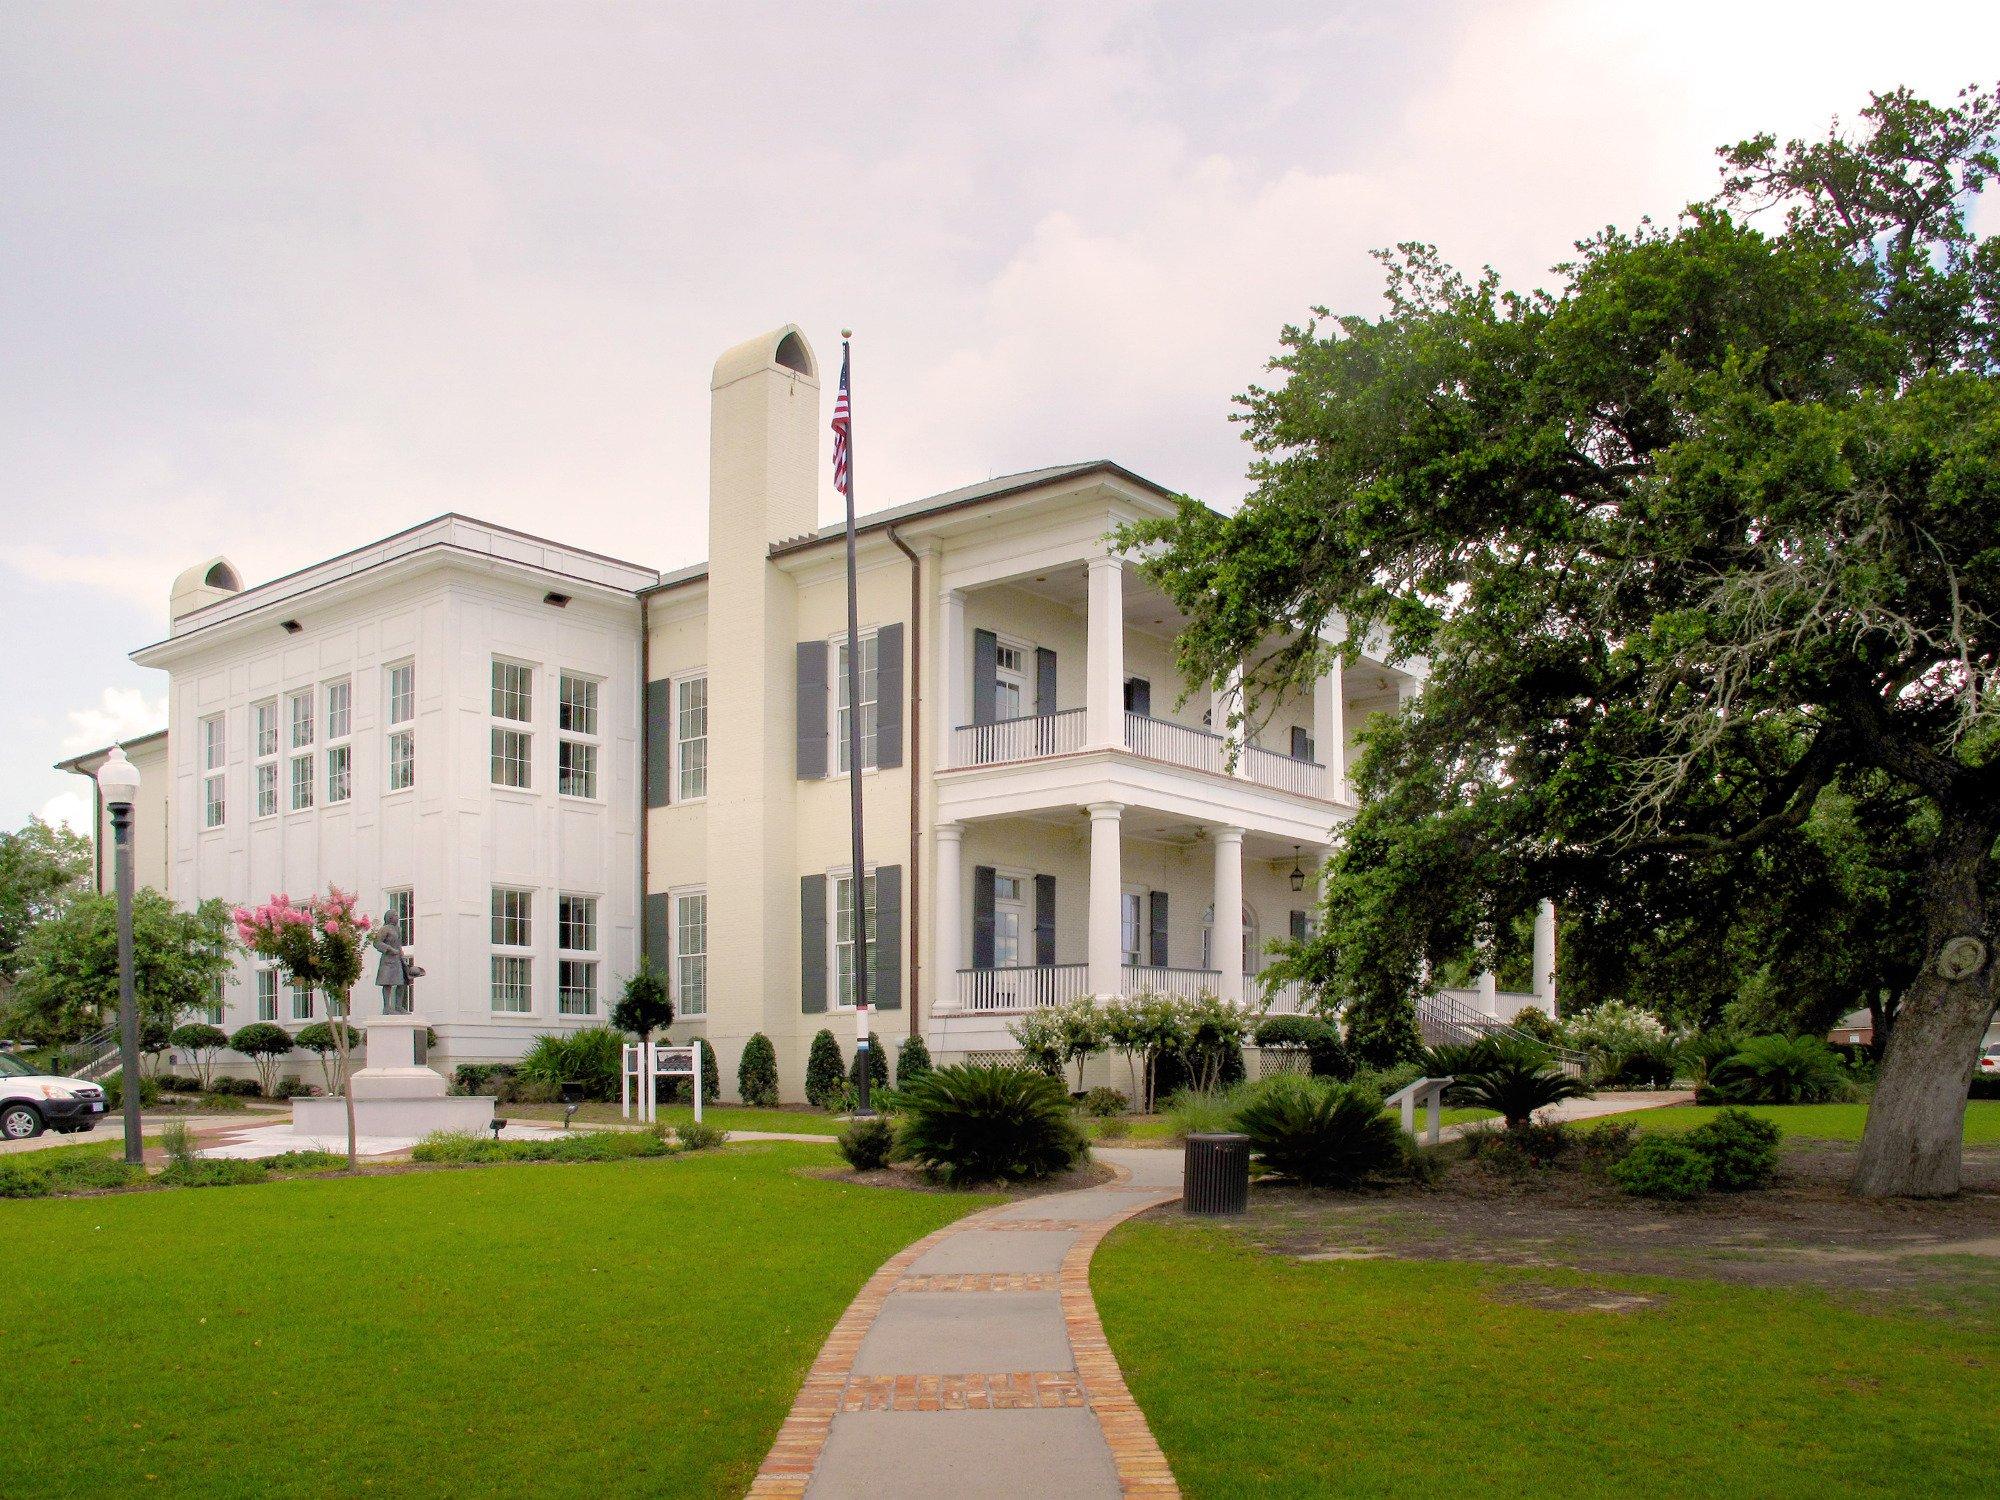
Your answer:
1120;86;2000;1198
236;890;369;1169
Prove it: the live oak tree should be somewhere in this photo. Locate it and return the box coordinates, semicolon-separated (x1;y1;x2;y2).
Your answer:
10;890;234;1044
1123;87;2000;1198
0;817;91;989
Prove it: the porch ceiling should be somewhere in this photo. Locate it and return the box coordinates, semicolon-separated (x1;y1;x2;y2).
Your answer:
994;559;1190;637
957;804;1327;864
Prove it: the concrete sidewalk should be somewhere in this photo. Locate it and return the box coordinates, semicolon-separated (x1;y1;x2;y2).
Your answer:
1439;1089;1696;1140
751;1147;1185;1499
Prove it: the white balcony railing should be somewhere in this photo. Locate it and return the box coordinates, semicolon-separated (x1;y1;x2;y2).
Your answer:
953;963;1088;1012
1241;744;1329;799
950;708;1087;768
1257;977;1306;1014
1119;965;1223;1001
1124;711;1228;776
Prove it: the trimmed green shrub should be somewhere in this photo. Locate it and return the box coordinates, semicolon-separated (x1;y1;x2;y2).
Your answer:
1684;1107;1781;1191
169;1023;230;1089
1451;1045;1591;1130
518;1027;625;1101
611;960;674;1041
1235;1075;1403;1189
738;1033;780;1105
895;1063;1088;1184
274;1076;312;1099
837;1115;896;1171
895;1035;933;1087
1706;1035;1848;1105
1507;1007;1563;1044
1080;1086;1128;1117
209;1076;262;1097
453;1063;516;1096
805;1029;846;1109
1255;1015;1350;1077
411;1128;673;1165
229;1022;294;1096
294;1021;363;1094
676;1118;726;1151
1610;1136;1713;1200
1576;1119;1639;1169
850;1032;890;1095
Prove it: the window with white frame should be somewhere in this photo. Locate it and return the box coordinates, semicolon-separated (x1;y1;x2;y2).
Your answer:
252;700;279;817
491;659;534;790
557;892;598;1016
386;661;415;791
558;673;599;799
382;888;414;1013
324;679;352;804
673;888;707;1016
205;974;225;1025
992;872;1025;968
289;689;314;750
256;967;278;1021
288;688;315;811
491;887;533;1013
675;674;708;801
832;869;879;1008
1121;888;1146;968
292;980;314;1021
290;748;314;811
995;640;1028;720
200;714;226;828
833;630;879;773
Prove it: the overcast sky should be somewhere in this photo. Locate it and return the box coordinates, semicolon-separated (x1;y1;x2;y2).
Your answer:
3;1;1993;834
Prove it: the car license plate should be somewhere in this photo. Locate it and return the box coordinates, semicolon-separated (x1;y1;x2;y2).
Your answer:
90;1101;104;1112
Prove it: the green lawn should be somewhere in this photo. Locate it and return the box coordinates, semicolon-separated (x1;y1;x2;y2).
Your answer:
499;1100;845;1134
1589;1100;2000;1145
1096;1218;1998;1496
0;1143;992;1495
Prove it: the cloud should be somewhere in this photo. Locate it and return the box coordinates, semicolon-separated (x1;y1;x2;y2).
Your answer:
38;788;93;836
60;687;167;756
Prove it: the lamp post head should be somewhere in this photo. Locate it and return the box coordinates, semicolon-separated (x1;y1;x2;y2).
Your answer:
96;745;141;808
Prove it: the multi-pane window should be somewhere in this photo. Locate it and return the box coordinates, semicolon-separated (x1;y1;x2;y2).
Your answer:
995;641;1028;719
200;714;226;828
290;750;315;811
252;701;279;817
558;673;599;799
491;660;533;789
292;981;314;1021
205;974;225;1026
491;887;533;1014
324;680;352;803
492;660;533;722
557;893;598;1017
382;888;414;1014
675;675;708;801
289;690;314;750
832;871;879;1009
256;968;278;1021
386;661;415;791
674;889;708;1017
992;873;1025;967
491;728;532;789
834;632;880;773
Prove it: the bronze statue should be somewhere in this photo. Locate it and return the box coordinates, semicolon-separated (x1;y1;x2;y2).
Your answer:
370;918;424;1014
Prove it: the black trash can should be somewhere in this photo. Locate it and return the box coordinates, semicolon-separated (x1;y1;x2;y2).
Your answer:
1184;1132;1250;1215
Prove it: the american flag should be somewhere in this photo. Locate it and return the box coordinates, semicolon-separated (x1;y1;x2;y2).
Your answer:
831;343;852;496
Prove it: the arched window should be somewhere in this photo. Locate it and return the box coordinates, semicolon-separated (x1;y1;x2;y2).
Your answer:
1201;903;1259;976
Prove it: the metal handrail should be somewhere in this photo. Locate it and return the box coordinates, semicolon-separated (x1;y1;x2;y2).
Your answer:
1417;990;1587;1069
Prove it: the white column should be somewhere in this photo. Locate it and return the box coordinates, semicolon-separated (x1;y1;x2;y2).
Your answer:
934;822;964;1009
1477;968;1499;1019
1533;899;1558;1016
1086;555;1125;750
1212;825;1244;1005
940;587;967;768
1087;802;1124;995
1313;659;1345;802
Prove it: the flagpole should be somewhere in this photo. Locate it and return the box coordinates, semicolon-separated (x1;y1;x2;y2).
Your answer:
839;329;873;1117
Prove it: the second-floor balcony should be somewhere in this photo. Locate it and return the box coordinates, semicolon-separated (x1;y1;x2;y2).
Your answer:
949;705;1334;800
946;964;1307;1015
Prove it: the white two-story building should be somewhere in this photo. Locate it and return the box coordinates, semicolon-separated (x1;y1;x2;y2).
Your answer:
63;323;1519;1100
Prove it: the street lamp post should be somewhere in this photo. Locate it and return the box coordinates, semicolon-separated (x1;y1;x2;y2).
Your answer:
95;746;144;1166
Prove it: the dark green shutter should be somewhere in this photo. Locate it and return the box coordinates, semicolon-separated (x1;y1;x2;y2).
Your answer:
876;623;904;769
796;642;828;779
971;865;996;968
1124;677;1151;716
1035;647;1058;715
1033;873;1056;966
1290;725;1311;761
1290;909;1310;941
645;679;673;807
873;864;902;1009
643;891;670;968
800;874;828;1012
1148;891;1170;967
972;628;999;725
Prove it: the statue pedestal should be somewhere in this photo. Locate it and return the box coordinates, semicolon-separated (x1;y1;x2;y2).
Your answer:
291;1014;494;1139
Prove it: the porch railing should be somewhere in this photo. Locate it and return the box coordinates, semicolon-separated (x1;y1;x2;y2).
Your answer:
1124;711;1228;775
1241;744;1329;800
950;708;1087;768
953;963;1088;1012
1120;965;1222;1001
1257;977;1307;1014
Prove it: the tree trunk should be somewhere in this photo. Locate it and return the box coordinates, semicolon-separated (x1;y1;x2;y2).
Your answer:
331;989;358;1172
1852;813;1997;1198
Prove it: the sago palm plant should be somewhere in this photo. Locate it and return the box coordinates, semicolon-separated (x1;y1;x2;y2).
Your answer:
1454;1044;1592;1130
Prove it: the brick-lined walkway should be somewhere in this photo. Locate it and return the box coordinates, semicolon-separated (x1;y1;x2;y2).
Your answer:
747;1148;1183;1499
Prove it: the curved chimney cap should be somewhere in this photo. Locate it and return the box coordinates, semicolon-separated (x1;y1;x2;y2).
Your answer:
711;324;819;389
169;555;243;621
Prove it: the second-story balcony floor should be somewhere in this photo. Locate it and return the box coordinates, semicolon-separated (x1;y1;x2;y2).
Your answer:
950;707;1337;801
